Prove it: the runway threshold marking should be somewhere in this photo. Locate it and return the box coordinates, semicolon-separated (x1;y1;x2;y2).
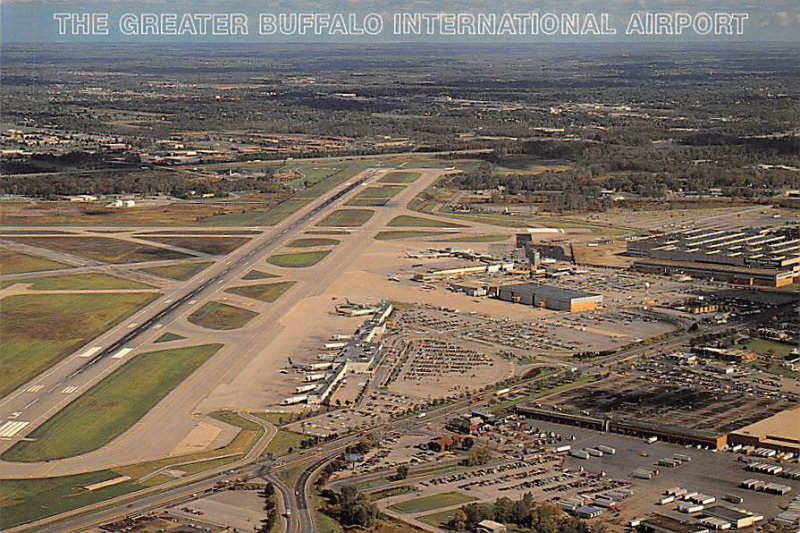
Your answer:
24;385;44;393
0;421;29;438
78;346;103;358
61;386;79;394
112;347;133;359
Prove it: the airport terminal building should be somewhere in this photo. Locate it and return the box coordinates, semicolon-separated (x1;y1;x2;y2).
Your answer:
628;227;800;287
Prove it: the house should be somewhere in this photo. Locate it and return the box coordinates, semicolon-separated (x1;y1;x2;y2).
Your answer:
446;416;479;435
476;519;507;533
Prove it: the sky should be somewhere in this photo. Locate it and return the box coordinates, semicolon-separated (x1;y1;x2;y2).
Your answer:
1;0;799;43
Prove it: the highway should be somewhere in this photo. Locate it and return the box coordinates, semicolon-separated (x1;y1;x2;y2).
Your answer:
0;171;378;454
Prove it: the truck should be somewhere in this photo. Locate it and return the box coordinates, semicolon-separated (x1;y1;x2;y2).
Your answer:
281;395;308;406
585;448;604;457
724;494;744;504
646;436;659;444
597;445;616;455
553;445;572;453
570;450;590;460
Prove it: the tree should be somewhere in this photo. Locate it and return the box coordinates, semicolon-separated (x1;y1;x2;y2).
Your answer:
447;509;468;531
329;484;378;528
394;465;409;480
465;446;491;466
261;482;277;532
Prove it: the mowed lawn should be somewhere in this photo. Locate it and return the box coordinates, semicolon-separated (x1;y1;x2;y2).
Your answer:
0;249;69;274
264;428;306;458
25;273;154;290
345;185;406;207
388;215;463;228
7;236;191;264
242;269;278;280
379;171;420;184
0;470;141;529
374;231;449;240
139;261;213;281
387;492;475;514
138;236;252;255
0;293;159;396
202;198;309;227
1;344;222;462
226;281;296;303
317;209;374;227
286;238;339;248
267;250;330;268
188;301;258;330
434;234;511;243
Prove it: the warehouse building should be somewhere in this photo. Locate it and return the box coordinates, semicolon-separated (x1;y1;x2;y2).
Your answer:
498;283;602;312
729;408;800;454
628;227;800;287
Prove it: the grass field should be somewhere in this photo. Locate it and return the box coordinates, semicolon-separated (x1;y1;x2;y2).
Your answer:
2;344;222;462
306;230;350;235
0;249;69;274
287;238;340;248
401;161;452;169
345;185;406;206
746;338;797;358
7;236;191;264
154;332;185;343
317;209;374;227
137;236;252;255
379;171;421;183
242;269;278;280
0;293;159;396
433;234;511;243
226;281;296;303
374;231;449;240
137;229;262;235
418;509;460;528
267;250;330;268
202;161;378;227
188;301;257;330
139;261;213;281
0;201;255;227
264;429;306;458
387;492;475;514
202;198;308;226
387;215;463;228
0;470;142;529
25;273;154;291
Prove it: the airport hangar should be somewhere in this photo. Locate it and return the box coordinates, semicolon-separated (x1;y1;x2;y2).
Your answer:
497;283;603;312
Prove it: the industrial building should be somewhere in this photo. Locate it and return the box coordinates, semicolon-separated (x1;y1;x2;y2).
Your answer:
498;283;602;312
638;514;709;533
628;227;800;287
729;408;800;454
516;406;728;449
